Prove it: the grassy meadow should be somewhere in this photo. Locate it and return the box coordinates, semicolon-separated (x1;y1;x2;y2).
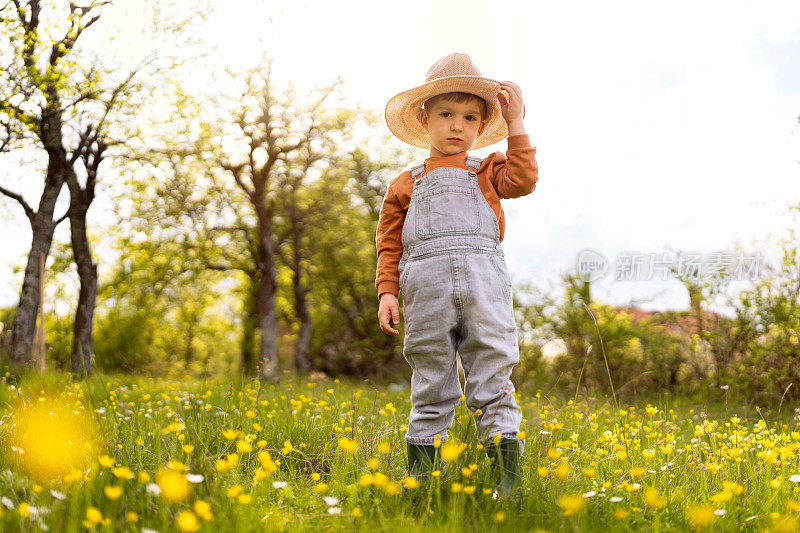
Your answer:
1;372;799;532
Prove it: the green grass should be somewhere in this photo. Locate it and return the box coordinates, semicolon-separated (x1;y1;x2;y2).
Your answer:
0;370;799;532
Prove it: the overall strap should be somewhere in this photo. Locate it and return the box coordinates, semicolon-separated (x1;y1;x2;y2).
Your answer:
410;163;426;179
465;155;483;172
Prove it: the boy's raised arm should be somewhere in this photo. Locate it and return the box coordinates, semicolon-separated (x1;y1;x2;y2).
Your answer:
486;134;538;199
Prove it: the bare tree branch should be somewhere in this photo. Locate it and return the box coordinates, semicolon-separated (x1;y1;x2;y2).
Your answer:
0;184;35;221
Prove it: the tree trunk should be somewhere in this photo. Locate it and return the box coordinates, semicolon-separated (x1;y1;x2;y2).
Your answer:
257;265;279;381
10;155;66;366
294;281;312;375
240;279;258;374
68;191;97;375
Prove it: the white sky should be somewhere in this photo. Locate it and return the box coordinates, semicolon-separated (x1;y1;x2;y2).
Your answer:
1;0;799;313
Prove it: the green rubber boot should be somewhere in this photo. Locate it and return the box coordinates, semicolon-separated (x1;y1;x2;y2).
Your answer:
487;437;522;499
407;442;440;481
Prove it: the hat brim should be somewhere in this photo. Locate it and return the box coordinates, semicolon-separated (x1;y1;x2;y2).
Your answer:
385;75;509;150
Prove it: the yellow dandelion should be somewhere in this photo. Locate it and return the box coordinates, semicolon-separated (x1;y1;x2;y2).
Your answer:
316;483;329;493
643;486;666;508
98;455;115;468
451;482;463;493
547;447;562;460
281;441;293;454
463;485;476;495
236;440;253;454
223;429;239;441
440;441;466;462
557;494;585;516
537;466;550;478
104;485;123;500
226;484;244;498
367;458;380;470
238;494;252;505
125;511;138;522
686;504;717;530
112;466;135;480
494;511;506;522
351;507;363;518
631;466;647;478
359;473;374;487
194;500;213;521
176;510;200;533
553;463;570;479
215;458;230;473
614;508;630;520
85;506;105;525
384;482;401;495
138;471;150;483
156;468;190;502
403;476;420;489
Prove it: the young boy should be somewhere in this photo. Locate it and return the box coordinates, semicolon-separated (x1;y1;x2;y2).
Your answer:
376;53;538;497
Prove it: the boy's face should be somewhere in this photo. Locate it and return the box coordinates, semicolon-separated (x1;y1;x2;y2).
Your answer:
420;97;487;158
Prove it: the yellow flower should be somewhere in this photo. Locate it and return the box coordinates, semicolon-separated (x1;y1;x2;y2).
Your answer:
98;455;115;468
440;441;466;462
226;453;239;467
112;466;134;480
104;485;123;500
18;502;31;517
316;483;329;493
686;504;717;530
194;500;213;521
125;511;138;522
583;467;596;478
614;508;630;520
215;459;230;473
156;468;190;502
176;510;201;532
226;485;243;499
451;482;463;493
463;485;476;495
403;476;420;489
643;486;666;508
367;458;380;470
281;441;293;454
236;440;253;454
138;471;150;483
338;437;359;454
537;466;550;478
85;506;105;525
631;466;647;478
557;494;585;516
311;472;321;481
773;514;800;533
710;491;732;504
547;447;562;460
553;463;570;479
238;494;252;505
376;442;391;454
223;429;239;441
494;511;506;523
359;473;374;487
384;482;401;495
351;507;363;518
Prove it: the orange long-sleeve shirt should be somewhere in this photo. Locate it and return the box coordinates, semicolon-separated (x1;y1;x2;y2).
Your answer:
375;134;538;298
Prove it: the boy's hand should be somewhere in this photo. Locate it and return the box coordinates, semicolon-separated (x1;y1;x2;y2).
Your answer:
378;293;401;336
497;81;527;136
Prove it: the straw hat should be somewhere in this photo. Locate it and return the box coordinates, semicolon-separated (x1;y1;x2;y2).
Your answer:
385;53;512;150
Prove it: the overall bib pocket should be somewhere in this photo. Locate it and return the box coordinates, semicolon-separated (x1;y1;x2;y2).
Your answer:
415;185;481;238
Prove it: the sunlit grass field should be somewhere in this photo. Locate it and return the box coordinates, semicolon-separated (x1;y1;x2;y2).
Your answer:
1;371;799;532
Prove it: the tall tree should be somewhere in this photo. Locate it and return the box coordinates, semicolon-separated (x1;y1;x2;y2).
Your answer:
0;0;111;368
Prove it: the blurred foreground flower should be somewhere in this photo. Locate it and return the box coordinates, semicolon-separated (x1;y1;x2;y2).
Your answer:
6;396;101;483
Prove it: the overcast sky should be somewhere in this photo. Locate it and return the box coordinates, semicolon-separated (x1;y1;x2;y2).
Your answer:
1;0;799;313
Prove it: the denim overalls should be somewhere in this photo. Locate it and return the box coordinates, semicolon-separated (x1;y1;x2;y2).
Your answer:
399;155;523;446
